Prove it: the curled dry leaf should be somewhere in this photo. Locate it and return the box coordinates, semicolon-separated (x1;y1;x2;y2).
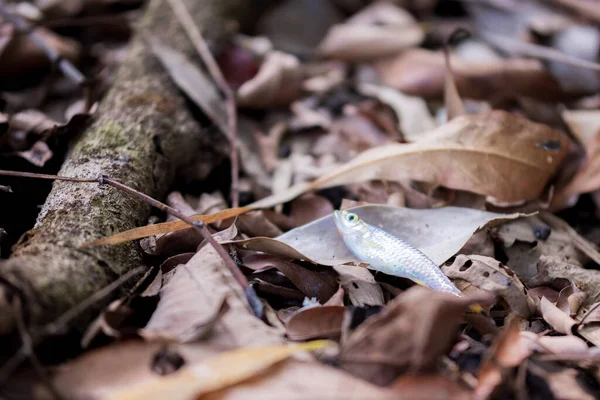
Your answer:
338;286;491;386
540;297;577;335
442;255;537;318
237;51;303;109
373;49;564;102
231;204;523;267
316;1;423;61
249;111;568;207
357;83;436;142
285;305;345;341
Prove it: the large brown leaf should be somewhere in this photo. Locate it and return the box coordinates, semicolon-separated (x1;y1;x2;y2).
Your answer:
249;111;568;207
337;286;491;386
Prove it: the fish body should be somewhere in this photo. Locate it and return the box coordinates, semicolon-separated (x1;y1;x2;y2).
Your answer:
333;210;463;297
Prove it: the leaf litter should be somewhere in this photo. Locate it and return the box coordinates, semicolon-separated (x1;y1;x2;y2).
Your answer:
5;1;600;399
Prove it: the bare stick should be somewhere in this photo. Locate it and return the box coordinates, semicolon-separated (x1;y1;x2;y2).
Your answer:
0;169;263;317
100;176;262;317
0;0;86;87
0;169;97;183
166;0;239;208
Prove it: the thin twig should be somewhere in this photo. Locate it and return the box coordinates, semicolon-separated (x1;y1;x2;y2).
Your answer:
12;299;65;400
100;176;262;317
0;0;86;87
166;0;239;208
0;169;263;316
0;169;97;182
0;266;144;389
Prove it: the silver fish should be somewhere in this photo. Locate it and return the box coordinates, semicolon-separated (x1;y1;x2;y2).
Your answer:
333;209;462;296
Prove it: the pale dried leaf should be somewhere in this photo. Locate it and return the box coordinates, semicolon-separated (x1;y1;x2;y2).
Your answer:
237;51;303;108
248;111;568;207
231;205;523;267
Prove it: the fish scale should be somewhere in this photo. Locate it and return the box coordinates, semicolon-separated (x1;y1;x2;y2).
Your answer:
333;210;463;297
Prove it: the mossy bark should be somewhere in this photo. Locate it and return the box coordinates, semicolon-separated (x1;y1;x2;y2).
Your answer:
0;0;263;336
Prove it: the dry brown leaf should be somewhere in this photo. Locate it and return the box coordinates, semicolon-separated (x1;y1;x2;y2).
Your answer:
540;297;577;335
237;51;303;108
0;25;80;84
140;246;282;344
316;2;423;61
242;254;338;302
317;25;424;61
333;264;384;306
249;111;568;207
373;48;564;102
475;318;531;400
285;306;345;341
442;255;538;318
338;286;491;386
289;194;334;227
389;374;473;400
357;84;436;141
554;110;600;208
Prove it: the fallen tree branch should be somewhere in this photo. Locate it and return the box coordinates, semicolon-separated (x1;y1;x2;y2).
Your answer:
0;0;265;339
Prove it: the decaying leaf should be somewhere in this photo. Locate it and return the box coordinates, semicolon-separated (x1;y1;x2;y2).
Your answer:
338;286;491;386
442;255;537;318
232;204;524;267
237;51;303;108
333;264;384;306
285;306;345;341
249;111;568;207
139;246;282;344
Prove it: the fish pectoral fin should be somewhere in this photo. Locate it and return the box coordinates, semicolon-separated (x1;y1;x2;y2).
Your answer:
412;279;431;288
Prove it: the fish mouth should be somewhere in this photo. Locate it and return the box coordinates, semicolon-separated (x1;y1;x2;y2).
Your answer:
332;210;344;232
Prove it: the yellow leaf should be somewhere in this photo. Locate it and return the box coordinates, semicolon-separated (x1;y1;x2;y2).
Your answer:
106;341;331;400
82;207;252;247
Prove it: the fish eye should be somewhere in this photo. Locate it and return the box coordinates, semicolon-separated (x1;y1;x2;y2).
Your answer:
346;213;358;223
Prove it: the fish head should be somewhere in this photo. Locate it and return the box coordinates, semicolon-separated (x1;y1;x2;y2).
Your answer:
333;210;369;240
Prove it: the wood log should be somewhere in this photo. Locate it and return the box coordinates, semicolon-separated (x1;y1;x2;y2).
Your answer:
0;0;264;337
